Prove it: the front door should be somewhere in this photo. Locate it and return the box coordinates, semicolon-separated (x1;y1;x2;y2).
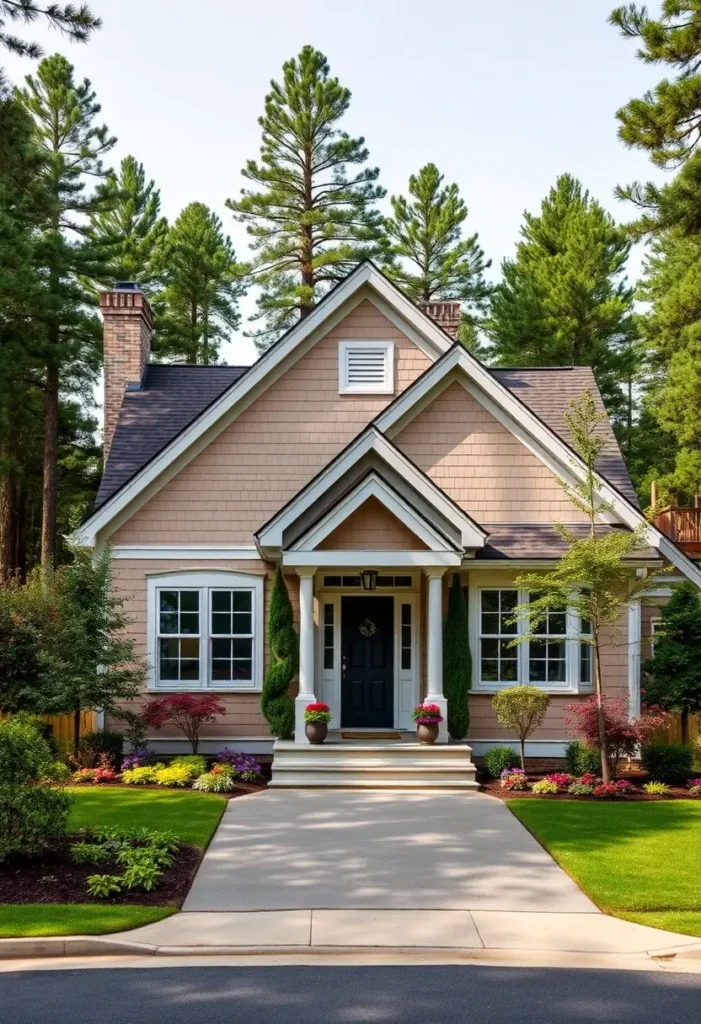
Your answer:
341;596;394;728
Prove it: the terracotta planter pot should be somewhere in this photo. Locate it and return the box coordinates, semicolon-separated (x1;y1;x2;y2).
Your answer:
305;720;328;744
416;722;439;745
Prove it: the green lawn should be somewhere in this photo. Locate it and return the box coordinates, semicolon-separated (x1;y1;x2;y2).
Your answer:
1;788;227;939
509;800;701;938
0;905;177;937
67;787;227;848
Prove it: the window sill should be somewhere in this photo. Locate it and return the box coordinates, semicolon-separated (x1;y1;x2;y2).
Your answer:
473;685;591;695
147;686;262;694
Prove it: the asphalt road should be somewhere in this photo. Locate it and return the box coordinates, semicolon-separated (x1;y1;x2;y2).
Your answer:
3;965;701;1023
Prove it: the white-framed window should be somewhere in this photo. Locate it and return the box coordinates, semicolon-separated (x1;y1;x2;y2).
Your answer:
471;584;592;692
338;341;395;394
650;617;662;655
479;589;519;686
147;571;264;691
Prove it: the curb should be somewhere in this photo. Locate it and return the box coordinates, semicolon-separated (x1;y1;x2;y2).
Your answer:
3;936;701;962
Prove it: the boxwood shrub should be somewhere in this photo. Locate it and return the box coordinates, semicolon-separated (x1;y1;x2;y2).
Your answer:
484;745;520;778
641;742;694;785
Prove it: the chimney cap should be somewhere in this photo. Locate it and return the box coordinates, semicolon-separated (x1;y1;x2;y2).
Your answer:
113;281;142;292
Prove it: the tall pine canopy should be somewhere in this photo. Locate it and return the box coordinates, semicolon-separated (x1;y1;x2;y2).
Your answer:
17;53;114;565
610;2;701;499
154;202;245;365
487;174;636;425
228;45;385;348
382;163;491;349
0;1;99;58
87;155;168;291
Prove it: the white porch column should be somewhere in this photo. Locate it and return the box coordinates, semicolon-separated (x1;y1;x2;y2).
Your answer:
295;567;317;743
627;599;642;720
425;567;448;743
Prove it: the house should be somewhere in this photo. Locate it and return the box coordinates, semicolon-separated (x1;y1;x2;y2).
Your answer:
76;262;701;786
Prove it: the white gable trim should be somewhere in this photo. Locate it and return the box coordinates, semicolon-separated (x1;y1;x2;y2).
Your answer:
282;550;461;568
290;472;460;553
375;348;701;588
256;427;487;554
74;263;453;548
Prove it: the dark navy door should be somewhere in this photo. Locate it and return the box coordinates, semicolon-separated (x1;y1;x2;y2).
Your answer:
341;596;394;728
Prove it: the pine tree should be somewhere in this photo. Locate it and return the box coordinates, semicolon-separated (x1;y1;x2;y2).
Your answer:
228;45;385;348
0;1;99;58
443;573;471;739
643;581;701;744
382;163;491;340
610;2;701;171
487;174;637;423
17;54;114;566
87;155;168;291
153;202;245;364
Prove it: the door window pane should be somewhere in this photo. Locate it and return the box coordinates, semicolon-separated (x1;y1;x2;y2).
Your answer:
401;604;412;671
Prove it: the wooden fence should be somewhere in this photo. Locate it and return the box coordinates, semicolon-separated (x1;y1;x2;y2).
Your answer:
651;713;701;746
1;711;97;753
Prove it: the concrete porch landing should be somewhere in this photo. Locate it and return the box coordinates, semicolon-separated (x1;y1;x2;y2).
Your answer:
270;732;478;789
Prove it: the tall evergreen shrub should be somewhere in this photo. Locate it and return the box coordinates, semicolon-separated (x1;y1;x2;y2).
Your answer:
262;566;297;738
443;574;471;739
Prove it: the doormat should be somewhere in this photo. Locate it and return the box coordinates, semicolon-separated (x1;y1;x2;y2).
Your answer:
341;732;402;740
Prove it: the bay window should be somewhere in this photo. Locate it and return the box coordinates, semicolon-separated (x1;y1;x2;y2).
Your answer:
148;572;264;691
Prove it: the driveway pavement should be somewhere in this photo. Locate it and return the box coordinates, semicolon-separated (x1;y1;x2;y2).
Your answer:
183;790;595;912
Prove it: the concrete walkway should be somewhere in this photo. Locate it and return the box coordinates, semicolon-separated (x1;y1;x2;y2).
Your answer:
183;790;595;912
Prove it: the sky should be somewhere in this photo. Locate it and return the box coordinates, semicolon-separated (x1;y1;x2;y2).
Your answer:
3;0;669;367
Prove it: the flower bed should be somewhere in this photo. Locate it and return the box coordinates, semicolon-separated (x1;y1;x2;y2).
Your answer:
483;775;701;800
68;748;268;793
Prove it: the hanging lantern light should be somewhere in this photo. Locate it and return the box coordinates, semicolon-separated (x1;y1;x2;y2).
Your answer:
361;569;378;591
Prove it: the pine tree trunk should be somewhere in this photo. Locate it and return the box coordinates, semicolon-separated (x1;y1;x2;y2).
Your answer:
681;709;690;746
299;143;314;318
593;626;610;783
0;461;15;579
40;362;59;567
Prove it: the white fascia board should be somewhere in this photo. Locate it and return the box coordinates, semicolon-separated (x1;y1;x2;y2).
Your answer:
258;427;486;550
75;263;451;548
290;472;459;553
377;349;701;590
112;544;260;560
282;550;462;568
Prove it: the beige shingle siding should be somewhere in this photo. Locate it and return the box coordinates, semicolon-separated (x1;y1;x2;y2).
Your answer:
106;558;300;739
112;301;431;545
395;381;589;523
318;496;430;551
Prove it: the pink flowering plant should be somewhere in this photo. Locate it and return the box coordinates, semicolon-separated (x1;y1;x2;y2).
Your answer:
412;702;444;725
688;779;701;796
500;767;530;791
545;772;572;792
593;779;637;798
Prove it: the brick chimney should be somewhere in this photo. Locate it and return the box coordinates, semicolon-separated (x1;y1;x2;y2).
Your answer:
418;300;461;339
100;282;152;460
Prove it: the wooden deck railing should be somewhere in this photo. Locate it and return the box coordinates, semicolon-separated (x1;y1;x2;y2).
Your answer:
655;506;701;555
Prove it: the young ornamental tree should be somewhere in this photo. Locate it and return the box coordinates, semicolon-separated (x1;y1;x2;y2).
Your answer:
511;390;662;783
491;686;550;771
32;545;146;752
643;581;701;744
261;565;297;739
141;694;226;754
443;573;471;739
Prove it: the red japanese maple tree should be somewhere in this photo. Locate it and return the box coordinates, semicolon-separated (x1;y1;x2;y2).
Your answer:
142;695;226;753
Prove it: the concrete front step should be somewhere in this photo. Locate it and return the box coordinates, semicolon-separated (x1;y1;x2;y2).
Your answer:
270;738;479;789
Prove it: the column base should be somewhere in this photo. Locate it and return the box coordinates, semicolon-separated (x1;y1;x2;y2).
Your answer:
426;696;448;744
294;694;313;744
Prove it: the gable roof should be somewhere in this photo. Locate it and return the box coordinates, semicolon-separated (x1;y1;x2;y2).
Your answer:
256;426;488;557
96;364;246;509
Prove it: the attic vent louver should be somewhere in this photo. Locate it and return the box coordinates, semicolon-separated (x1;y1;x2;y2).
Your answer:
339;341;394;394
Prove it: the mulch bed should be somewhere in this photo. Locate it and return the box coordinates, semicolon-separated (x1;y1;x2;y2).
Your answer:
480;778;698;801
0;837;202;907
